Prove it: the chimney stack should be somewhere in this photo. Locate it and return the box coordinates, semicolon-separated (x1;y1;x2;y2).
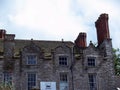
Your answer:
95;13;110;45
75;32;87;48
0;29;6;39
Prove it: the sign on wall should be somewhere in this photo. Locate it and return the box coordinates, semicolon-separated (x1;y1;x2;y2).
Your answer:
40;82;56;90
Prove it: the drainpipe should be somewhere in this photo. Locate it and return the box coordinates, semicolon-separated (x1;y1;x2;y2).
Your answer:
70;46;74;90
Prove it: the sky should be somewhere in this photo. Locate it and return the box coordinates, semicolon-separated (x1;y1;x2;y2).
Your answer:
0;0;120;48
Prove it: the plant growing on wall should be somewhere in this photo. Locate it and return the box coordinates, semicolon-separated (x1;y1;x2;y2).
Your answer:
3;60;14;71
113;48;120;75
0;82;14;90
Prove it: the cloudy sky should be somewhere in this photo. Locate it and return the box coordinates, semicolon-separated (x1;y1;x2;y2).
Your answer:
0;0;120;48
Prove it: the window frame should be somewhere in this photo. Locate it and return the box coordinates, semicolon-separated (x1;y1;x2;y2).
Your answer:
88;74;97;90
3;72;12;85
59;55;68;66
27;72;36;90
60;73;68;83
87;57;96;67
59;73;69;90
26;54;37;65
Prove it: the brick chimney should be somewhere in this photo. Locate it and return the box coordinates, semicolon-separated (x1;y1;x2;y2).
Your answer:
95;13;110;45
75;32;87;48
0;29;6;39
4;34;15;58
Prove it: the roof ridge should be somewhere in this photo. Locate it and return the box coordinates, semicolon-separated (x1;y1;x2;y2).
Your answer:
15;39;73;43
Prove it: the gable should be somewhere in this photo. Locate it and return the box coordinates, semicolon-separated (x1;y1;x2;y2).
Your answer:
54;45;71;54
23;41;42;53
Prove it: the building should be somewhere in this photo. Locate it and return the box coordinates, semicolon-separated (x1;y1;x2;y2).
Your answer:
0;14;117;90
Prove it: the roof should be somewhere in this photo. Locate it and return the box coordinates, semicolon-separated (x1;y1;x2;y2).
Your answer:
0;39;74;56
15;39;74;52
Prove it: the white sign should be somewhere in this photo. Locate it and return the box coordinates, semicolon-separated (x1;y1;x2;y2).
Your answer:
40;82;56;90
117;88;120;90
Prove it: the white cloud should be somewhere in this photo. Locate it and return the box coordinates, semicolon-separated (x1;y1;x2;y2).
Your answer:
8;0;120;48
9;0;88;41
0;22;6;29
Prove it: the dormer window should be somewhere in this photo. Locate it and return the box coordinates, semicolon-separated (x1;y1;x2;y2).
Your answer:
27;55;37;65
88;57;95;67
59;56;68;66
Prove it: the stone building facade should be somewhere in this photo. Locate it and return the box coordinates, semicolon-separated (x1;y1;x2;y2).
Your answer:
0;14;117;90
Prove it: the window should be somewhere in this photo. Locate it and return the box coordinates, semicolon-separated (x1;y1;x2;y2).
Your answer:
88;57;95;66
59;56;67;66
88;74;97;90
27;55;37;65
60;73;68;82
27;73;36;90
60;73;68;90
4;72;12;85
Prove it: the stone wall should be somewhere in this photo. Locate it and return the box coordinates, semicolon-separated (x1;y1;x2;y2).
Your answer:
115;76;120;88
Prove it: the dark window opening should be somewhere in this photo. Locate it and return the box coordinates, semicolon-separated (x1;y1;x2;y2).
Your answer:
60;73;68;82
27;73;36;90
88;58;95;66
59;56;68;66
88;74;97;90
